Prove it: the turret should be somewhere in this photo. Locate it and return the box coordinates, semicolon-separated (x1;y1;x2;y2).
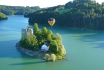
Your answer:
22;29;27;38
27;27;33;35
21;26;33;38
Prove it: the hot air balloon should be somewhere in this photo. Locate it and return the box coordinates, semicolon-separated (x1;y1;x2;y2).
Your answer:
48;18;55;27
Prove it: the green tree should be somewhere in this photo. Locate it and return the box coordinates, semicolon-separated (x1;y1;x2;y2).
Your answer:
34;23;40;32
27;33;38;50
49;40;58;54
56;33;62;41
47;34;52;41
58;45;66;56
42;27;48;38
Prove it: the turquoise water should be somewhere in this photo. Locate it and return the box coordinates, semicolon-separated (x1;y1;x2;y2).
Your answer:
0;15;104;70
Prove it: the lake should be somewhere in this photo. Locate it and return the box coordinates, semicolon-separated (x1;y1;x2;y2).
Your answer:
0;15;104;70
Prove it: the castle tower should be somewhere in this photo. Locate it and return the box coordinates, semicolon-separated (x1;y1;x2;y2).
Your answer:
22;29;27;38
27;28;33;35
21;27;33;38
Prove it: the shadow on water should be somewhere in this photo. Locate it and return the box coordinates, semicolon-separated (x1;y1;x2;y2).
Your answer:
64;30;104;49
0;39;33;59
74;31;104;42
78;34;104;49
10;61;46;66
93;43;104;49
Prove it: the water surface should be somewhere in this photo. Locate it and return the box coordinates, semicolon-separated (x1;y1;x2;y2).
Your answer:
0;15;104;70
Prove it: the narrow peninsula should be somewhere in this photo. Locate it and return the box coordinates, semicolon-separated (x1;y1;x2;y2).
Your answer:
0;12;7;20
16;23;66;61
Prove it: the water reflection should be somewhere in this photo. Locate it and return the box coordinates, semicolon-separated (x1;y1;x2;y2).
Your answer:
10;61;46;66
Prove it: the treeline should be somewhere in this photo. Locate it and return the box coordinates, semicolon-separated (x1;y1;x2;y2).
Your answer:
0;12;7;20
29;0;104;30
0;5;40;15
24;5;64;17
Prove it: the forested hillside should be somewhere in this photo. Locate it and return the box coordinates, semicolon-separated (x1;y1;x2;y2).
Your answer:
29;0;104;30
24;5;64;17
0;12;7;20
0;5;40;15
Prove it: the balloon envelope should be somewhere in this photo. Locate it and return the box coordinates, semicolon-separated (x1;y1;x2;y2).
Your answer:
48;18;55;27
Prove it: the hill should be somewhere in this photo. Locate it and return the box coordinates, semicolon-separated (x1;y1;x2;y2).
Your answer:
28;0;104;30
0;5;40;15
24;5;64;17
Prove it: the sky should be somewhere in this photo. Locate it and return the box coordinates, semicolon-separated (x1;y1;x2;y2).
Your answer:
0;0;103;8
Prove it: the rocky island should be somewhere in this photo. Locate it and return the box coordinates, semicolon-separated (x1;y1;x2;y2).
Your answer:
16;23;66;61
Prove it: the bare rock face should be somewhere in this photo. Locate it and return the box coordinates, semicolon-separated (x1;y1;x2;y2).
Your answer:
15;42;46;59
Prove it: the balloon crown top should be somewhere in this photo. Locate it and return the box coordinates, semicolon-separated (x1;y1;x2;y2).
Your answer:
48;18;55;21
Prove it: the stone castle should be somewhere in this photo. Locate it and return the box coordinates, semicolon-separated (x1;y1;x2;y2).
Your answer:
22;27;33;38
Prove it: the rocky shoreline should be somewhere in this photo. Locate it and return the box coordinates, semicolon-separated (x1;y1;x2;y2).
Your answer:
15;42;45;59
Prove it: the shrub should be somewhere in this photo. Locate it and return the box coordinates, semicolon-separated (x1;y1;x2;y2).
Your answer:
44;54;51;61
43;53;56;61
50;53;56;61
56;55;63;60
